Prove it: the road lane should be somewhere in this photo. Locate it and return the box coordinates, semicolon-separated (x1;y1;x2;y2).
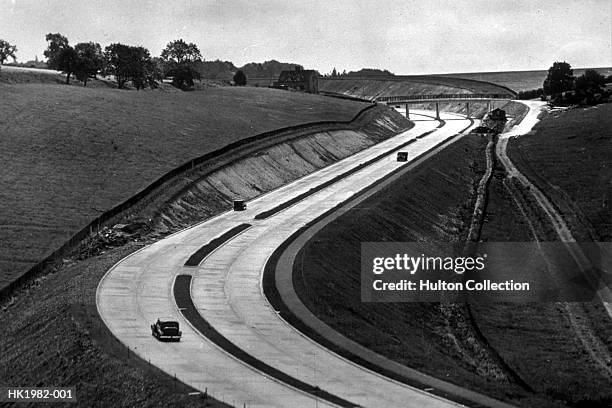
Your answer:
98;111;472;407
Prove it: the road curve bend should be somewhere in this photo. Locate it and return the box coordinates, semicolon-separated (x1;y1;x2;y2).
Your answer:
97;111;474;408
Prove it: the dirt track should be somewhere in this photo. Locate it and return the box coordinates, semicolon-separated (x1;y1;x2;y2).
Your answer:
496;101;612;379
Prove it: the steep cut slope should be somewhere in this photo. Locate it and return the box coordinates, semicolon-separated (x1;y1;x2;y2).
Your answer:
155;106;411;231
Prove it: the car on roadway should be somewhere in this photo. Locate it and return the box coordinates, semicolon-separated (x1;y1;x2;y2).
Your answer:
233;199;247;211
396;151;409;162
151;317;182;342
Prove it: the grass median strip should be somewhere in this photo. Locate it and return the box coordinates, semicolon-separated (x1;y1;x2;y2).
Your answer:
184;223;251;267
173;274;359;408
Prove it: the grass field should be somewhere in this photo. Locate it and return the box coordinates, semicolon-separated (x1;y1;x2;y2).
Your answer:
0;76;368;290
469;103;612;407
0;80;408;406
507;103;612;241
292;135;551;405
0;243;231;408
292;106;612;407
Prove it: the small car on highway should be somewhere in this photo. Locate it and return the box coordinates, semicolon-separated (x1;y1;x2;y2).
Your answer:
151;317;182;342
233;199;247;211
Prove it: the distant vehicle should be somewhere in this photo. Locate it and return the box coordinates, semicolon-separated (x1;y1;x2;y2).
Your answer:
151;318;182;342
396;151;409;162
233;199;247;211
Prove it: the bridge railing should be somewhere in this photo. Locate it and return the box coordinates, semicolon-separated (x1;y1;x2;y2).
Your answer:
376;93;513;102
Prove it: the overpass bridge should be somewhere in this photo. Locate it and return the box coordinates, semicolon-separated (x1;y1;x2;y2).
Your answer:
375;92;515;119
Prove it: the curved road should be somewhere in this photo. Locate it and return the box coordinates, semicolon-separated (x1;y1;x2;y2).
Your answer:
97;111;475;407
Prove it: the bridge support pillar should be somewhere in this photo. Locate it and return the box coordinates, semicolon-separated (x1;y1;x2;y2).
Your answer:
405;104;410;119
466;102;471;118
435;102;440;120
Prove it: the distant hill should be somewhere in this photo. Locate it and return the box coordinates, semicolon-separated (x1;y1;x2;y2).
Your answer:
346;68;394;77
241;60;304;78
196;59;305;81
193;60;238;80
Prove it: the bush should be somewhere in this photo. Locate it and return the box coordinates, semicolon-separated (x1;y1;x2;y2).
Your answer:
233;70;247;86
517;88;543;100
168;65;200;90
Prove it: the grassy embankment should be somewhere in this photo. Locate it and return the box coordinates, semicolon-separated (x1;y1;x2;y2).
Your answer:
468;104;612;407
0;68;411;407
292;105;612;407
0;71;368;290
507;104;611;241
291;134;540;402
155;105;409;231
319;76;514;118
467;103;612;408
1;245;232;408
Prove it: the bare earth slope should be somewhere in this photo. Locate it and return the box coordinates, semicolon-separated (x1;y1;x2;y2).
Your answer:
0;82;367;289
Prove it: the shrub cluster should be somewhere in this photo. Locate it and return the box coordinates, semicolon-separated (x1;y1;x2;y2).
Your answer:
543;62;609;106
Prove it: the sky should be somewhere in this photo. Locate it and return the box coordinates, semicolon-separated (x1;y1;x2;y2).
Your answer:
1;0;610;75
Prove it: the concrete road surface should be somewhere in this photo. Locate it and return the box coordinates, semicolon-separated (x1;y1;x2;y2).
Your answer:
98;111;474;408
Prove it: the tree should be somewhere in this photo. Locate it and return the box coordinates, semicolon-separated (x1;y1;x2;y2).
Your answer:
73;42;103;86
55;47;78;84
44;33;77;84
147;57;165;88
104;43;153;89
160;39;202;64
160;39;202;89
574;69;608;104
331;67;337;77
543;61;575;95
233;69;247;86
0;39;17;70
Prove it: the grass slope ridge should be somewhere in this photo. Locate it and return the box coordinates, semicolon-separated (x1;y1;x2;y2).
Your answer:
319;76;519;119
155;106;409;231
507;104;612;241
292;108;612;407
0;244;230;408
469;104;612;408
290;135;544;402
319;76;515;99
0;104;409;407
0;82;368;292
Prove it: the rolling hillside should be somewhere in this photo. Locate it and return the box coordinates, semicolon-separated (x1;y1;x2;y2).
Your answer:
0;74;368;290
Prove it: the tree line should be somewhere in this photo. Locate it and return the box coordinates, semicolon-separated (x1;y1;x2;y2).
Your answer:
519;61;611;105
42;33;204;89
0;35;248;89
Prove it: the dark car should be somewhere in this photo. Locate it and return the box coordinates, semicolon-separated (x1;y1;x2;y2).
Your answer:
233;199;247;211
151;318;182;342
396;151;409;162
